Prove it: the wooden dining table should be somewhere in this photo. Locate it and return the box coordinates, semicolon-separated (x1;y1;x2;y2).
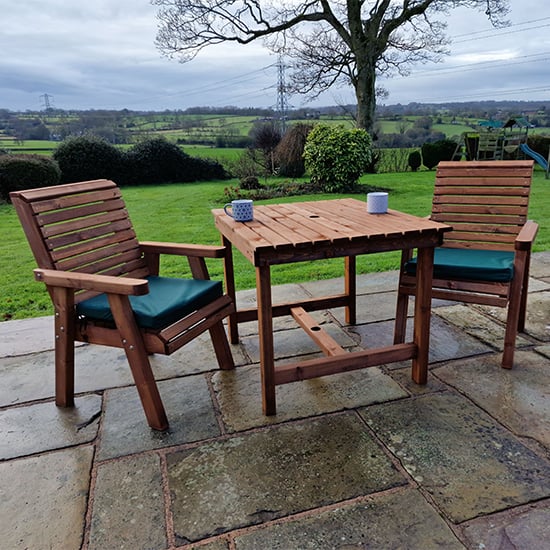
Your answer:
212;198;451;415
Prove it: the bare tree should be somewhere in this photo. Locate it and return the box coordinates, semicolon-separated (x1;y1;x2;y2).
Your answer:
152;1;509;133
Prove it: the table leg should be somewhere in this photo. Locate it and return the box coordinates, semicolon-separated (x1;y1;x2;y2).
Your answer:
411;246;434;384
344;256;357;325
222;236;239;344
256;264;277;415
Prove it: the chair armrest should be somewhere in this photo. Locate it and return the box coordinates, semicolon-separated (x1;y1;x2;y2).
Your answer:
34;269;149;295
139;241;227;258
515;220;539;251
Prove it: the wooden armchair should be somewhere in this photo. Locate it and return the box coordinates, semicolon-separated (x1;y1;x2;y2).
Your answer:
10;179;235;431
394;160;538;369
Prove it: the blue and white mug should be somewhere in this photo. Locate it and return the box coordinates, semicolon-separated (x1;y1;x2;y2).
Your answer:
224;199;254;222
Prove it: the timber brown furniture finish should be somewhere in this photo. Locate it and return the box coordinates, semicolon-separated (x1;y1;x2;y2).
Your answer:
393;160;538;369
11;179;235;431
213;198;450;415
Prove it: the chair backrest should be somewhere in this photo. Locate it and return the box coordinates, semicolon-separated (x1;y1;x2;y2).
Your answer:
10;179;149;302
431;160;534;251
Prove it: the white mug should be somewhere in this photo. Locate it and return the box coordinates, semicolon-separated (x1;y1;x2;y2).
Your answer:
224;199;254;222
367;192;388;214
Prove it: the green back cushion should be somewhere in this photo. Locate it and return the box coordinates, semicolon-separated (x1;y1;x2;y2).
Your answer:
76;276;223;330
405;248;514;282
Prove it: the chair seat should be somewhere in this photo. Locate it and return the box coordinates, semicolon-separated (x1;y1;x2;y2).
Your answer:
405;248;515;282
77;276;223;330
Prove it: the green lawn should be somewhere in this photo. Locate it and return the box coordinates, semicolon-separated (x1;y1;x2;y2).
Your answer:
2;168;548;321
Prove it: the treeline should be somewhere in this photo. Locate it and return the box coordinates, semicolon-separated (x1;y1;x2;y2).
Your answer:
0;136;228;202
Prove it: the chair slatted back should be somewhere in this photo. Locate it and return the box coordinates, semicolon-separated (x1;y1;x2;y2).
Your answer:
431;160;534;251
11;179;149;302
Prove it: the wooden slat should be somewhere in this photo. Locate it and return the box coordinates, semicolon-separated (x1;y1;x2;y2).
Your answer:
434;186;530;197
51;230;139;265
36;197;126;225
274;343;416;384
41;209;131;238
291;307;346;356
30;186;121;213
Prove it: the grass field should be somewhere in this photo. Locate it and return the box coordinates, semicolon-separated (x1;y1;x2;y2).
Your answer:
2;167;548;321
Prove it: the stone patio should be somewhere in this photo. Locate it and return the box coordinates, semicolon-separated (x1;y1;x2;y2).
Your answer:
1;252;550;549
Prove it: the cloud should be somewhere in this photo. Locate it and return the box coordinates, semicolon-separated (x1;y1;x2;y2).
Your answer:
1;0;549;111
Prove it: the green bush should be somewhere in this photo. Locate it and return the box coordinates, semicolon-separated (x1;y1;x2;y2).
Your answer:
53;135;123;183
275;123;312;178
408;150;422;172
527;134;550;159
303;125;373;192
239;175;262;190
0;154;61;202
124;137;192;185
421;138;457;170
122;138;228;185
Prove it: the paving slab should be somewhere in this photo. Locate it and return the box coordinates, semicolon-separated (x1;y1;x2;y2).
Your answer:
529;251;550;279
88;453;166;550
330;290;413;326
299;270;399;297
0;341;246;411
214;363;407;432
0;315;55;356
359;392;550;523
234;488;465;549
472;290;550;343
98;374;220;461
234;283;311;312
349;315;492;367
436;350;550;450
460;501;550;550
166;413;407;543
536;344;550;359
436;304;532;351
388;365;449;395
0;394;101;460
0;446;93;550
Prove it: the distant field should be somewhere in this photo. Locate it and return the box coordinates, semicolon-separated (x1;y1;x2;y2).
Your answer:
2;113;549;159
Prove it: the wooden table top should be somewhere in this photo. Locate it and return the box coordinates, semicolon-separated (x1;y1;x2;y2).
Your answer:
213;198;451;266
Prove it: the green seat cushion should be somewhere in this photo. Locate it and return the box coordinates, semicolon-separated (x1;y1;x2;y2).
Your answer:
405;248;514;282
76;276;223;330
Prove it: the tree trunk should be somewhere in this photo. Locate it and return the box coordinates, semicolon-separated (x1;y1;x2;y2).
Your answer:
354;59;377;134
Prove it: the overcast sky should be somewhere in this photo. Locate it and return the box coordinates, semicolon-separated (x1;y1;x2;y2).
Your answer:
1;1;549;112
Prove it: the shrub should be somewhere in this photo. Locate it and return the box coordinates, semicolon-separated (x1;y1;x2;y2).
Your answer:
249;122;282;175
239;175;262;190
527;134;550;159
274;123;312;178
303;125;372;192
408;150;422;172
123;137;191;185
0;154;61;202
53;135;123;183
122;138;229;185
184;157;230;182
421;138;457;170
227;149;263;180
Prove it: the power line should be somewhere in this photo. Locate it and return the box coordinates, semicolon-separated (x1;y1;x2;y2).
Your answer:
451;16;550;39
453;22;550;44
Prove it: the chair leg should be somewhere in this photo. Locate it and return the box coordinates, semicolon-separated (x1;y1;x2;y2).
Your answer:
394;250;413;344
107;294;169;431
503;252;531;368
394;291;409;344
502;278;525;370
52;287;75;407
209;320;235;370
517;251;531;333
